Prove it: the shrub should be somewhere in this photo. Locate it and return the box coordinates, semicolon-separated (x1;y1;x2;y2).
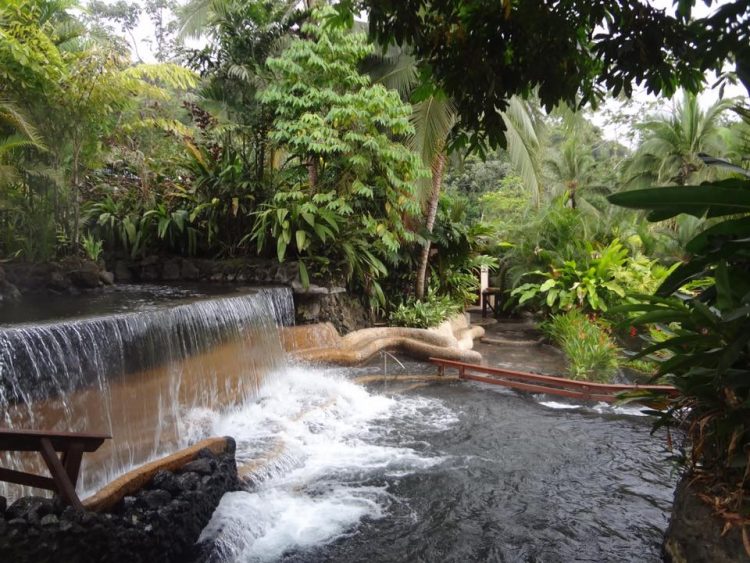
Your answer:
542;309;619;382
389;292;463;329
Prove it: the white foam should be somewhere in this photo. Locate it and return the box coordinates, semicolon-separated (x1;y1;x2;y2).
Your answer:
538;400;580;410
593;402;652;417
538;398;653;417
197;365;454;561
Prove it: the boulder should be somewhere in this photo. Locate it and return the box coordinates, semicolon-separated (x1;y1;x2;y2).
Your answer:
162;259;181;281
69;269;101;289
180;458;213;476
663;477;747;563
114;260;133;283
5;497;54;523
99;271;115;285
0;281;21;304
180;259;200;280
47;271;71;292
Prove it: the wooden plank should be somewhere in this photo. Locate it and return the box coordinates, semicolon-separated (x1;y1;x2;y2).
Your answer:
62;442;85;488
461;373;617;403
39;437;82;509
0;428;109;452
0;466;56;490
429;358;677;395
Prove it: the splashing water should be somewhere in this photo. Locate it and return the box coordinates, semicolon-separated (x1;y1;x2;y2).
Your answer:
0;287;293;499
198;366;457;562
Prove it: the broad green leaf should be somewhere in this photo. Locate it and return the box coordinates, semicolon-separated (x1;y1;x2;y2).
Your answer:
298;260;310;289
608;181;750;221
539;278;556;292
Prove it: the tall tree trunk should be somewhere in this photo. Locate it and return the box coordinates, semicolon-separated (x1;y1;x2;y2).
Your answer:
72;142;81;249
307;156;318;192
415;152;446;300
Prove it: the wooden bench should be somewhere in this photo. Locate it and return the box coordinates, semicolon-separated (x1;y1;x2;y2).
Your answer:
0;428;110;509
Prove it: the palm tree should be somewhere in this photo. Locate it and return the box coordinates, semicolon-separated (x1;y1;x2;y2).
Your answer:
0;100;46;186
371;48;545;299
500;96;545;208
623;92;735;187
545;137;595;209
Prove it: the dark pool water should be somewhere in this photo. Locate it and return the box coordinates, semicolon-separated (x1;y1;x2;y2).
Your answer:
0;283;264;325
293;382;676;562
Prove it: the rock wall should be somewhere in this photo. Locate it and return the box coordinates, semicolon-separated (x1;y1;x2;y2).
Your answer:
0;258;112;302
294;290;370;333
1;255;371;333
663;476;747;563
0;442;239;563
112;256;300;286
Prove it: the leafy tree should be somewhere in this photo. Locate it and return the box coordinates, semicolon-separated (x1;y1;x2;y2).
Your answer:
178;0;300;183
253;7;423;308
610;170;750;533
332;0;749;147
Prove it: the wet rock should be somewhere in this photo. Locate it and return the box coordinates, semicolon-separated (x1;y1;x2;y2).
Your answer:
180;259;200;280
47;271;71;292
151;471;181;496
180;458;213;476
175;472;200;492
0;280;21;304
114;260;133;282
69;268;102;289
99;270;115;285
6;497;54;522
0;448;238;563
196;447;217;459
139;489;172;510
663;476;747;563
6;518;28;532
162;259;181;280
40;514;59;527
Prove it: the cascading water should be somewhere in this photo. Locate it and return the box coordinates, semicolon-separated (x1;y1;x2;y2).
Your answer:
194;364;677;563
0;287;294;499
1;290;677;562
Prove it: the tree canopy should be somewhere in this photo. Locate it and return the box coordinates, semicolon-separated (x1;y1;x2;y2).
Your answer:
333;0;750;148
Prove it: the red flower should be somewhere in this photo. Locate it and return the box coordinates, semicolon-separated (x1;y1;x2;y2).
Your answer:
629;326;638;337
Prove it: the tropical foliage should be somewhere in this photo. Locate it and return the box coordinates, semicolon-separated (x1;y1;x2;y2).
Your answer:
542;309;619;382
610;174;750;532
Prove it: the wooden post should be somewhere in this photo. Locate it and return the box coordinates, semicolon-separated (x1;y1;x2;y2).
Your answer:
39;438;83;509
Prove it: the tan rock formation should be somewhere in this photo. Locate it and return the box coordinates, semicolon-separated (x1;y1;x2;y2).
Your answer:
282;314;485;365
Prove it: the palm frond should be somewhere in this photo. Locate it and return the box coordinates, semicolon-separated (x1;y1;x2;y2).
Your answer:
408;96;456;166
0;100;46;150
371;50;418;98
501;96;544;207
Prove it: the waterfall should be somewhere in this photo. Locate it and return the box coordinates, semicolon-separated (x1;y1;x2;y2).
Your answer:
0;287;294;499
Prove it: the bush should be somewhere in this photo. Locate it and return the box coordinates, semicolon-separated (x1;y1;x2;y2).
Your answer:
542;309;619;382
389;292;463;328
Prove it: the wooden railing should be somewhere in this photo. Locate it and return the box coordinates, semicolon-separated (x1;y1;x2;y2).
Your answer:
0;428;110;508
429;358;677;403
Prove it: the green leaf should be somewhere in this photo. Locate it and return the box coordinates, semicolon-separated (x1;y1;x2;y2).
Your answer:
608;181;750;222
295;229;307;251
539;278;556;292
298;260;310;289
276;237;287;263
